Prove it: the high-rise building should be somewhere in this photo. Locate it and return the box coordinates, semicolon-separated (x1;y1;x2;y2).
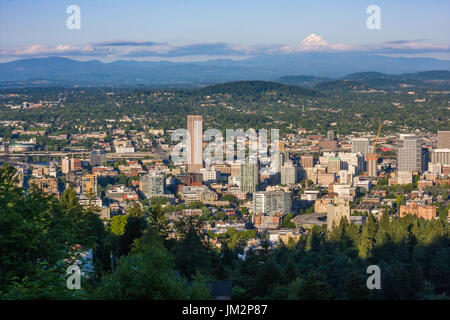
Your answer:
253;191;292;215
90;150;107;166
81;174;97;196
301;155;314;168
327;157;341;174
187;115;203;172
61;156;71;174
351;138;371;155
140;171;165;198
327;198;350;231
437;131;450;149
366;153;378;177
240;160;259;193
281;160;297;185
397;134;423;173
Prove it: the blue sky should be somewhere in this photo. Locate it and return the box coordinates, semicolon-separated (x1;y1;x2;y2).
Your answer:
0;0;449;61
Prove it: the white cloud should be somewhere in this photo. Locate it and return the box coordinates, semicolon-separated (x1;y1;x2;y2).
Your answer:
0;35;448;60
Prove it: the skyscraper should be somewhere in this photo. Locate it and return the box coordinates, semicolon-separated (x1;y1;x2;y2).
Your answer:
351;138;371;155
240;160;259;193
366;153;378;177
327;198;350;231
327;157;341;174
281;160;297;185
61;156;71;174
187;115;203;172
397;134;423;173
437;131;450;149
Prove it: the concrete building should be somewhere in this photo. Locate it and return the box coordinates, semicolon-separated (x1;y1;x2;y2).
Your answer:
81;174;98;196
398;171;413;185
327;198;350;231
29;177;59;196
179;185;218;203
253;191;292;215
140;171;165;198
240;160;259;193
437;131;450;149
71;158;82;171
351;137;371;155
327;157;341;174
338;152;365;174
301;155;314;168
281;160;297;185
431;149;450;165
397;134;423;173
327;130;335;141
61;156;71;174
198;167;217;182
317;173;335;186
366;153;379;177
187;115;203;172
400;202;437;220
90;150;107;166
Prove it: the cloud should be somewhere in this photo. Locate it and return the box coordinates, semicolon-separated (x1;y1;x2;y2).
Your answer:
1;34;448;61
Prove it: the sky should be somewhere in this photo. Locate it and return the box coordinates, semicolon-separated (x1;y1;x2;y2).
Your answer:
0;0;449;62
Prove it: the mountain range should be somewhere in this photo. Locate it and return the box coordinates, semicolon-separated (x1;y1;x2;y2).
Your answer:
0;53;449;88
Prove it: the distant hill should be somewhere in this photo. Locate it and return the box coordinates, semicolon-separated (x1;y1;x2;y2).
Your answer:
277;70;450;91
313;80;368;91
398;70;450;80
276;75;331;88
191;80;316;97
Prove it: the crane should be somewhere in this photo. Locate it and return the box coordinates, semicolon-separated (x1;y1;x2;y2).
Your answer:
373;123;383;153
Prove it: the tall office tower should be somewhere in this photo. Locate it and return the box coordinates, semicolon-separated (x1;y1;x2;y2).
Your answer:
437;131;450;149
81;174;98;196
327;130;335;141
351;138;371;155
140;171;165;198
281;160;297;185
366;153;379;177
90;149;107;166
327;157;341;174
301;154;314;168
253;191;292;215
397;134;423;173
61;156;71;174
240;160;259;193
187;115;203;173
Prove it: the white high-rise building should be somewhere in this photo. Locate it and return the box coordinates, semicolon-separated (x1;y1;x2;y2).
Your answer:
397;134;423;172
187;115;203;172
281;160;297;185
